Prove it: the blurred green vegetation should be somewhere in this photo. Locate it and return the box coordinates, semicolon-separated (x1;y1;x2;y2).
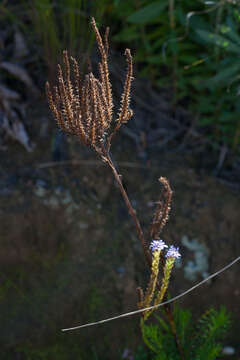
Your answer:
141;305;231;360
112;0;240;153
0;0;112;77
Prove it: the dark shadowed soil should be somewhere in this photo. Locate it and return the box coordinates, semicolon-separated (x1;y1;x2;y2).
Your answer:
0;89;240;360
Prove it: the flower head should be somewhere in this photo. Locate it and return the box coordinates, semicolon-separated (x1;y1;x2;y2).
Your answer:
150;240;168;252
166;245;181;259
46;18;133;156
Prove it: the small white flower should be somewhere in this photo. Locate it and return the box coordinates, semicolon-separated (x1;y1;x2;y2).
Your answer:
166;245;181;259
150;240;168;252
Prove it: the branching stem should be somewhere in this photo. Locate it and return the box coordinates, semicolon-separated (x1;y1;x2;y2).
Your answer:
104;152;185;360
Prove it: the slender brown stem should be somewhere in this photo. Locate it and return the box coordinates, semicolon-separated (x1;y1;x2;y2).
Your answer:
105;153;152;269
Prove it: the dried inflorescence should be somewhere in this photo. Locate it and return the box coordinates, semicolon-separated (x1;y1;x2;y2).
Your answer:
150;177;173;240
46;17;133;156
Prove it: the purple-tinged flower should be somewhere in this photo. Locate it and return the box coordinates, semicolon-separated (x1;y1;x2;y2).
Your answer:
166;245;181;259
150;240;168;252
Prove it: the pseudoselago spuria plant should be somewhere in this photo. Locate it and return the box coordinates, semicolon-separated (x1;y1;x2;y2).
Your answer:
46;17;182;348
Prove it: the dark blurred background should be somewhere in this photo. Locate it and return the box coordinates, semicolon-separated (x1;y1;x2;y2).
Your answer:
0;0;240;359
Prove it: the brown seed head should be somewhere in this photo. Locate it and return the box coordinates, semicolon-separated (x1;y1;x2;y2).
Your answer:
46;18;133;156
150;177;173;239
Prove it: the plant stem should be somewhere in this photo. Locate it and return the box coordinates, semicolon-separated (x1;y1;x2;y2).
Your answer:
105;153;152;269
104;152;185;360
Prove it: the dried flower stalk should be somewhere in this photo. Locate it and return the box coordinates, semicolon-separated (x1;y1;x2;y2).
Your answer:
46;17;133;157
150;177;173;240
46;18;184;359
46;16;151;268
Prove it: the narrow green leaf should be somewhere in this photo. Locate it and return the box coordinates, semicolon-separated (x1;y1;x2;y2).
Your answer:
113;26;139;42
196;29;240;54
127;1;168;24
209;63;240;86
226;16;240;46
146;55;164;64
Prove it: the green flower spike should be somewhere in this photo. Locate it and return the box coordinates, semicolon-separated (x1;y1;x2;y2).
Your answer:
153;246;181;309
142;245;181;322
141;240;168;320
